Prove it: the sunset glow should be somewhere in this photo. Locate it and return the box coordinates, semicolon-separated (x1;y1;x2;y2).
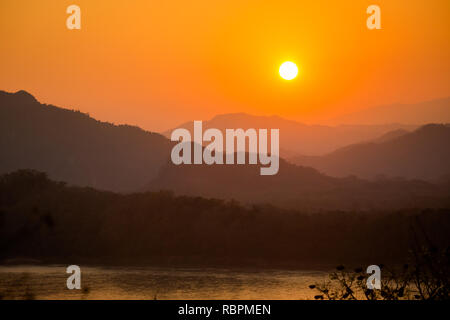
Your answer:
0;0;449;131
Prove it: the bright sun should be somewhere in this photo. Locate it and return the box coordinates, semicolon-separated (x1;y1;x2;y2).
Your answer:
279;61;298;80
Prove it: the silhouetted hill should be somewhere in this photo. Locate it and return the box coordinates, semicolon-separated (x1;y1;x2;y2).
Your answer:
2;90;448;209
0;90;172;192
374;129;409;143
291;124;450;181
147;156;450;211
163;113;417;156
1;170;449;267
333;97;450;125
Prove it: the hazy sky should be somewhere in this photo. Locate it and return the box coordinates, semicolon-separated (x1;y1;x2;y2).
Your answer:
1;0;449;131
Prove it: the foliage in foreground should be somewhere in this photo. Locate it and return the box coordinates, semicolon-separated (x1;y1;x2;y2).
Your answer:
310;237;450;300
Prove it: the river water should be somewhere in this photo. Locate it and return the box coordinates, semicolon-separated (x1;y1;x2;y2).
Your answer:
0;265;330;300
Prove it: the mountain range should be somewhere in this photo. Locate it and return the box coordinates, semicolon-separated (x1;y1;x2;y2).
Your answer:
163;113;418;157
290;124;450;181
1;89;449;211
333;97;450;125
147;156;450;211
0;90;171;192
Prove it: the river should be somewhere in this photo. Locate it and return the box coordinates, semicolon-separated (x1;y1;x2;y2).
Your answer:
0;265;330;300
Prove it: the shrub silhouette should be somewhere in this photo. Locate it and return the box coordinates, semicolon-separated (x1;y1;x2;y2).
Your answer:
310;233;449;300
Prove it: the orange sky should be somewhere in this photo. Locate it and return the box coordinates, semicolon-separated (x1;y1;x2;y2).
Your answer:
1;0;449;131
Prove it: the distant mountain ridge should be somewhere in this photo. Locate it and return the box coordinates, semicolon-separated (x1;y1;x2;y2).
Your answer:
1;89;449;210
164;113;417;156
147;156;450;211
291;124;450;181
333;97;450;125
374;129;409;143
0;90;172;192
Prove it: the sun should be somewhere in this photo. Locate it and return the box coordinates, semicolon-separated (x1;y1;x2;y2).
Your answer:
279;61;298;80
